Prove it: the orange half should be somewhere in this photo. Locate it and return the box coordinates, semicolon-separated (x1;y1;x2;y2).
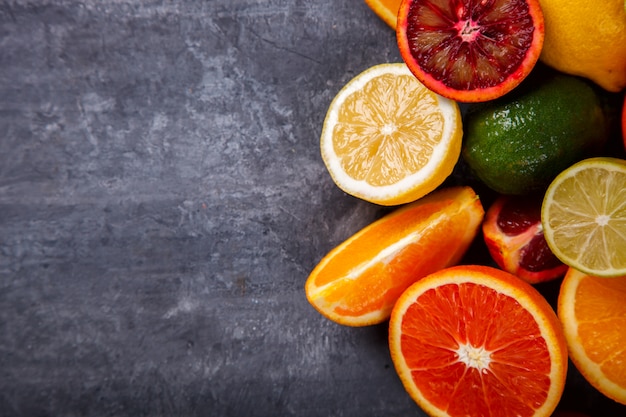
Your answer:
389;265;568;417
305;186;484;326
558;268;626;404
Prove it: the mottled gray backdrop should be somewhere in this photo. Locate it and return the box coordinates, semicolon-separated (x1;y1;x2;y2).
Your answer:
0;1;623;416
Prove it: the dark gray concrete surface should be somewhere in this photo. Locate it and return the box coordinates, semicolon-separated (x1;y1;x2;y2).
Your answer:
0;1;624;416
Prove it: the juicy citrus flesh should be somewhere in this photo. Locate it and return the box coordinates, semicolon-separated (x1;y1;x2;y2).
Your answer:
364;0;403;29
389;265;568;417
541;157;626;277
397;0;544;102
538;0;626;92
482;195;567;284
320;63;462;206
305;186;484;326
558;268;626;404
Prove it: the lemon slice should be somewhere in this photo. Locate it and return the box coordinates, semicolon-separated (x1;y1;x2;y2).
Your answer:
541;157;626;277
320;63;462;206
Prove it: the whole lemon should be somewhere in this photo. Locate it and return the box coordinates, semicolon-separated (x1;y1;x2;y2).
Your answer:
538;0;626;92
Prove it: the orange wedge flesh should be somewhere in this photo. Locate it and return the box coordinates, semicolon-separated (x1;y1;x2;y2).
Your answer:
305;186;484;326
364;0;403;29
390;265;568;417
558;268;626;404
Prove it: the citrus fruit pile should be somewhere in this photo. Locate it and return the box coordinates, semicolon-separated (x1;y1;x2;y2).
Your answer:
306;0;626;415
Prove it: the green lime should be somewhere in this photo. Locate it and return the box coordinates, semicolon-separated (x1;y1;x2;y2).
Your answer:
462;68;613;195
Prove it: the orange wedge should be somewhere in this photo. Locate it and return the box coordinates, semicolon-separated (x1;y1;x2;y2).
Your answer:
389;265;568;417
305;186;484;326
558;268;626;405
364;0;403;29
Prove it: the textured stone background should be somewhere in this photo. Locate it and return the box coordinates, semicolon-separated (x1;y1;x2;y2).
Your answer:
0;1;624;416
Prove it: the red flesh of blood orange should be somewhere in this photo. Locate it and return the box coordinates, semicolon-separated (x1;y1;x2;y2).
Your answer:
397;0;545;102
483;195;567;284
389;265;567;417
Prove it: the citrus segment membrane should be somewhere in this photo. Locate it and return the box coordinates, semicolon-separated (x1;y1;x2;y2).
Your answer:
320;63;462;206
333;73;444;186
305;186;484;326
397;0;544;102
389;265;567;417
542;157;626;277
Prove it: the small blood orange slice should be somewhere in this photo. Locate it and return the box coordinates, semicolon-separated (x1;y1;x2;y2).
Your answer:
389;265;568;417
396;0;545;102
482;194;567;284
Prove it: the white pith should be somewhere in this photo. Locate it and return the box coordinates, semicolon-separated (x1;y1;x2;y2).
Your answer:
456;343;492;371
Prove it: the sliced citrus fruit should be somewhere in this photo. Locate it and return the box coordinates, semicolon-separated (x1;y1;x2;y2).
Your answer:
558;267;626;404
483;194;567;284
389;265;568;417
396;0;545;102
541;157;626;277
320;63;462;206
305;186;483;326
364;0;403;29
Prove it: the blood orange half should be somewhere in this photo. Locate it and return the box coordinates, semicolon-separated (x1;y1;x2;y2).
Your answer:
397;0;545;102
389;265;567;417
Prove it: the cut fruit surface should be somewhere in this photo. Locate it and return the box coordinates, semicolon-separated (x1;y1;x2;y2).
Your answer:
541;157;626;277
558;268;626;404
396;0;545;102
483;194;567;284
389;265;568;417
320;63;462;206
305;186;484;326
364;0;403;29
